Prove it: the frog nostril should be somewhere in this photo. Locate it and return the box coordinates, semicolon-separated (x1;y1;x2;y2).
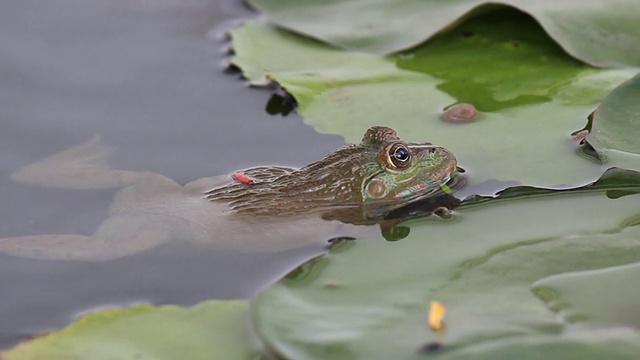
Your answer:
429;148;437;154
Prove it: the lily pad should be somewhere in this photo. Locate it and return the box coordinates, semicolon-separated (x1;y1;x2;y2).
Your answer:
439;332;640;360
247;0;640;68
251;173;640;359
583;72;640;170
533;262;640;327
463;167;640;205
1;300;256;360
229;19;636;189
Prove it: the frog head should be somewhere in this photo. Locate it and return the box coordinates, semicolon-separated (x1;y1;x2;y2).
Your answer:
356;126;458;212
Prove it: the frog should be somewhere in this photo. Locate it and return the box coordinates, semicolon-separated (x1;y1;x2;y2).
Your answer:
0;126;459;261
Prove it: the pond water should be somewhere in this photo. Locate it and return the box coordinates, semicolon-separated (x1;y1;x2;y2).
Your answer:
0;0;346;346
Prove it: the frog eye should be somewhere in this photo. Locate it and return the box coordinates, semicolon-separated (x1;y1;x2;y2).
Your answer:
387;143;411;169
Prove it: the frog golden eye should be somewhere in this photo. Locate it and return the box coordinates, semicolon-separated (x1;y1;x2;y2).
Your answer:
387;143;411;169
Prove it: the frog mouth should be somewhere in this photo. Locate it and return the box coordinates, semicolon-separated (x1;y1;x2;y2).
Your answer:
396;181;445;203
395;170;462;204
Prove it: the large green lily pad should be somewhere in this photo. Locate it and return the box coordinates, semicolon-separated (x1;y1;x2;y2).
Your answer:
251;172;640;359
583;72;640;170
247;0;640;68
1;300;256;360
230;18;636;189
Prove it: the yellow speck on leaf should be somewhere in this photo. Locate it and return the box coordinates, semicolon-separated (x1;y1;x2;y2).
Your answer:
428;300;446;331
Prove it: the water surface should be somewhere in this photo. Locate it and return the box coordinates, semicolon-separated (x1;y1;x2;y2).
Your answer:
0;0;345;345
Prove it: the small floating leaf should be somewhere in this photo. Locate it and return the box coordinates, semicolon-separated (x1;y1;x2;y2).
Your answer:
441;103;478;123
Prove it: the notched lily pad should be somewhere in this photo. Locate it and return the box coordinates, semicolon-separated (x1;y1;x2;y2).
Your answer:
1;300;255;360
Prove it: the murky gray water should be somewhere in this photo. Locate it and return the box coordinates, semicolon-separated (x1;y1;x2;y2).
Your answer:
0;0;344;345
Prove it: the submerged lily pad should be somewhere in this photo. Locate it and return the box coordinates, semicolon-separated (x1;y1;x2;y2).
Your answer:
251;173;640;359
229;19;635;189
247;0;640;67
395;9;588;112
1;300;255;360
583;72;640;170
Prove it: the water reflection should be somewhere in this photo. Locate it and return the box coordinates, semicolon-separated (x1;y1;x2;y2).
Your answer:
265;92;297;116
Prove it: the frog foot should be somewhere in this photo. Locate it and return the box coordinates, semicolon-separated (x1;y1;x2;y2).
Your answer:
11;135;157;190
